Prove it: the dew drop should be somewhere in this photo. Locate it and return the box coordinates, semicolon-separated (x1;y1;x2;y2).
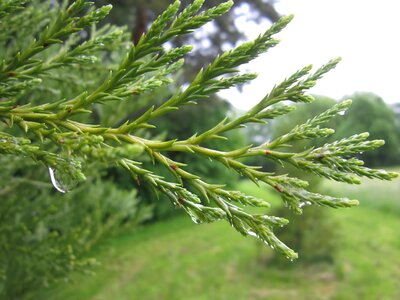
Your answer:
80;30;88;39
187;211;202;225
262;240;274;249
299;201;313;208
246;230;258;238
48;167;66;193
48;167;78;193
190;216;201;224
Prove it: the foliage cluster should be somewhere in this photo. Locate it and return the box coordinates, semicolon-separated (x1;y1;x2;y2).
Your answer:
0;169;151;299
0;1;398;298
263;95;400;263
0;1;152;298
253;97;339;265
100;0;280;74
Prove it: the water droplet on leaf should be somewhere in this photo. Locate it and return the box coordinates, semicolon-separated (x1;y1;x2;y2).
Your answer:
189;216;201;224
48;167;78;193
186;210;202;224
246;230;258;238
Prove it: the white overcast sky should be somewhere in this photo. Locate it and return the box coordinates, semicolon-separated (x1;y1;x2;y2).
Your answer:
220;0;400;111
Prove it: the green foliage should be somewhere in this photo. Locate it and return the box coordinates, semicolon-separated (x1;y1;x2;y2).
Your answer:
147;98;245;219
0;1;151;299
0;0;398;285
261;97;339;265
0;156;151;299
334;92;400;166
101;0;280;76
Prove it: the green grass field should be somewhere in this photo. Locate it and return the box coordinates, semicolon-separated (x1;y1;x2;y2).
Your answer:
42;176;400;300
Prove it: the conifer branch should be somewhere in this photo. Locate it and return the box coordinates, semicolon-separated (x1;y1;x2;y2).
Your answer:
0;0;398;259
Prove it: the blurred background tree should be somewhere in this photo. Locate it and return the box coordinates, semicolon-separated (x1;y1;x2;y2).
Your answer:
334;92;400;167
101;0;280;46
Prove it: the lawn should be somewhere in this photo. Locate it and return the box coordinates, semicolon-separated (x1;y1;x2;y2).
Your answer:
41;177;400;300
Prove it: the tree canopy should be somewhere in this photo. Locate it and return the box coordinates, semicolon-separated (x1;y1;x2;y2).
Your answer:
334;93;400;166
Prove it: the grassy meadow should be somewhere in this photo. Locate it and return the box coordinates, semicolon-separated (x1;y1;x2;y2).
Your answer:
42;172;400;300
